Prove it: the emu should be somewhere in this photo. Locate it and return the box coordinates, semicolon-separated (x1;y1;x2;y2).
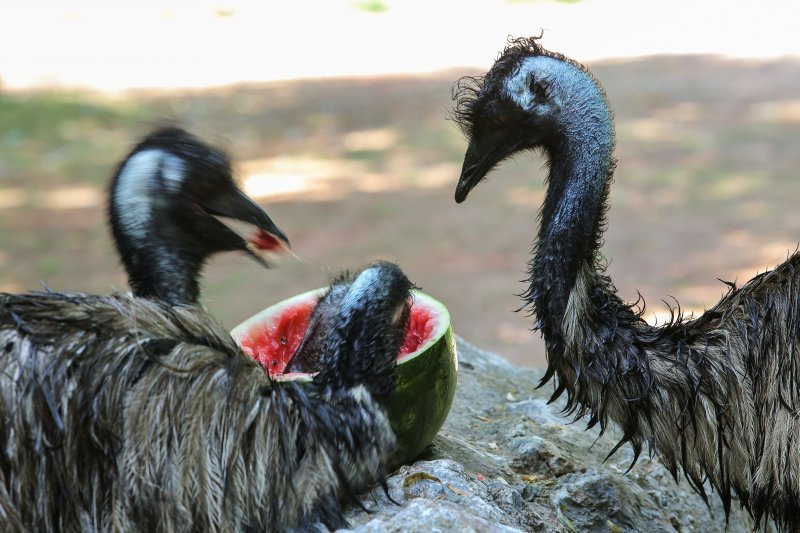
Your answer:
108;126;290;305
452;37;800;528
0;128;411;531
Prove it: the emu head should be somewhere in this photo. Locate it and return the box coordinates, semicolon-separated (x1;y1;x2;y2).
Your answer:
286;261;414;404
109;127;290;303
452;36;613;203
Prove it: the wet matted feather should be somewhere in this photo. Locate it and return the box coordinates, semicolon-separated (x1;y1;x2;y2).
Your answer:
452;34;800;529
0;288;399;530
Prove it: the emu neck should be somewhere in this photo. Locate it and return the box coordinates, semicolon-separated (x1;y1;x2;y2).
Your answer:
529;131;614;332
130;254;201;306
117;236;203;306
110;149;207;306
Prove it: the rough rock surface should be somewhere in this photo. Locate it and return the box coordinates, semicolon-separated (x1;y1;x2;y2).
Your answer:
344;337;767;532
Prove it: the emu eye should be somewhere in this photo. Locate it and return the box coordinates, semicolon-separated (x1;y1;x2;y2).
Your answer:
531;80;548;100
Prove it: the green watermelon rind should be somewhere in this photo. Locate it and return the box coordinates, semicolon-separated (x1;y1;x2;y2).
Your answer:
388;291;457;468
230;289;458;467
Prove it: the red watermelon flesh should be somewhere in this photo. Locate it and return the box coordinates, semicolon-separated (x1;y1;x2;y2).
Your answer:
238;295;436;377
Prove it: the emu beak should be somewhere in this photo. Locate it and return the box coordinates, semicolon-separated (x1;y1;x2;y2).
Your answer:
455;135;515;204
201;187;291;267
455;140;484;203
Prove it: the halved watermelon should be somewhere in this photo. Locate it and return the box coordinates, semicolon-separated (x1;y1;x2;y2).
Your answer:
231;288;457;467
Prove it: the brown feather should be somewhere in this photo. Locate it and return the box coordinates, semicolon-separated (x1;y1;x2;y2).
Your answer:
0;291;395;530
453;35;800;528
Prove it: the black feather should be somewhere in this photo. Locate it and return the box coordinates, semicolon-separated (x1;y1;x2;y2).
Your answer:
454;36;800;529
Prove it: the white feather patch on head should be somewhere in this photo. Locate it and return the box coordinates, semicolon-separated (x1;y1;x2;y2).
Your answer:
340;267;381;316
503;56;561;110
160;152;186;190
114;149;186;241
503;65;535;110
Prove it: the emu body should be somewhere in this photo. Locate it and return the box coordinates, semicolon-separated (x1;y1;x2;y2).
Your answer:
452;37;800;527
0;128;408;530
0;282;402;530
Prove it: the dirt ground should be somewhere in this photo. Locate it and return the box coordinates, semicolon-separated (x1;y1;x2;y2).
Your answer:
3;54;800;367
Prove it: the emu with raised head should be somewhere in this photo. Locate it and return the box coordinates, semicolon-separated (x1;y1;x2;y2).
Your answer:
452;37;800;528
109;126;289;304
0;128;410;531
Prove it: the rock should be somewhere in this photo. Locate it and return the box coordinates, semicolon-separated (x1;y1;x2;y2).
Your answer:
347;499;524;533
343;337;765;531
509;435;574;477
551;469;674;532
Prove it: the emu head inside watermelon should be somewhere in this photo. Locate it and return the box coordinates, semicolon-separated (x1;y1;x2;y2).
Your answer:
231;288;457;467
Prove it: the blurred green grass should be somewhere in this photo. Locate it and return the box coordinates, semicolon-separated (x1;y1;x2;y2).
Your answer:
0;93;149;188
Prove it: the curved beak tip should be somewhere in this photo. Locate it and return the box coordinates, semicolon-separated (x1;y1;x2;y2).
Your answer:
454;175;474;204
273;229;291;249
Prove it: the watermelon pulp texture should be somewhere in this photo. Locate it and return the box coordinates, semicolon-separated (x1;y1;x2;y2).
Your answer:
238;295;437;376
232;288;458;467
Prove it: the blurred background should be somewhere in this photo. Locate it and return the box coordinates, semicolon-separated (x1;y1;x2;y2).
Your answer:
2;0;800;366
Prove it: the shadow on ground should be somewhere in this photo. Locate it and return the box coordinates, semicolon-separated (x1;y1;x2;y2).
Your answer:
3;54;800;366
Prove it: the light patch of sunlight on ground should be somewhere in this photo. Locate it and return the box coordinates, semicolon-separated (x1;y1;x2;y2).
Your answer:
621;185;687;209
242;158;330;198
759;240;800;259
240;157;394;200
721;229;757;248
655;238;800;322
720;233;797;263
3;0;799;91
0;282;23;293
654;102;703;122
638;240;800;326
720;235;800;273
0;189;26;210
646;306;706;326
242;156;458;200
507;186;545;208
623;118;680;143
751;100;800;123
415;162;460;189
38;186;102;210
354;172;407;193
343;128;398;152
0;187;104;211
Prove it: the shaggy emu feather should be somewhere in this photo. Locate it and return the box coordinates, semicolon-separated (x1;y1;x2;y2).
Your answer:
0;128;411;530
0;270;409;530
452;36;800;528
